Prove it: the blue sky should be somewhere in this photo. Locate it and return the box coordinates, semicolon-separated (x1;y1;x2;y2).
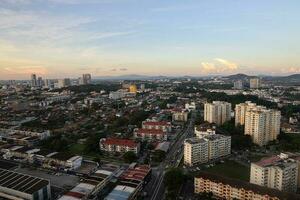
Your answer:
0;0;300;79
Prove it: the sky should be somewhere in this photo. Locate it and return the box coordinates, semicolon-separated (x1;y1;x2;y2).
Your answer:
0;0;300;79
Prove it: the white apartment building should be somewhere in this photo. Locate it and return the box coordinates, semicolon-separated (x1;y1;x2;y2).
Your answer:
250;153;298;193
194;123;216;138
235;101;260;126
233;80;243;90
204;101;231;125
244;107;281;146
184;134;231;166
172;111;188;122
99;138;140;154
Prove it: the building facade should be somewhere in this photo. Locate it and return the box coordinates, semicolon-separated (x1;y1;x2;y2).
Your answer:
250;78;261;89
204;101;231;125
100;138;140;154
184;134;231;166
250;153;298;193
244;107;281;146
195;172;300;200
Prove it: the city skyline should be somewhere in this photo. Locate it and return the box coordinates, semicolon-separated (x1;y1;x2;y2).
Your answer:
1;0;300;79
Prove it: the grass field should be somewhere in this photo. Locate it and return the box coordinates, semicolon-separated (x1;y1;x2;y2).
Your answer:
202;160;250;181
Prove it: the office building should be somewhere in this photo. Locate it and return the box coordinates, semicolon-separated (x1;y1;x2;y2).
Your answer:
250;153;298;193
0;168;51;200
233;80;243;89
30;74;37;87
195;172;300;200
250;78;261;89
204;101;231;125
244;106;281;146
184;134;231;166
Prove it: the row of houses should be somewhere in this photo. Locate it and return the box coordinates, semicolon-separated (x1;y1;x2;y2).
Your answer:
1;145;82;171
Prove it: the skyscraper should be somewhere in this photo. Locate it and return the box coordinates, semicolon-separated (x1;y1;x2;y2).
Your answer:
79;74;92;85
235;101;260;126
31;74;37;87
204;101;231;125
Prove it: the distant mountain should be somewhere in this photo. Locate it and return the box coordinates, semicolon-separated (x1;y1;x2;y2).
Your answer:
225;73;254;80
264;74;300;82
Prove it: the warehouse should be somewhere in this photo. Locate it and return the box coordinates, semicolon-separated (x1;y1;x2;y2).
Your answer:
0;168;51;200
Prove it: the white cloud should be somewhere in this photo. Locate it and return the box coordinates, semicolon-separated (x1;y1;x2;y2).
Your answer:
284;67;300;73
200;58;239;74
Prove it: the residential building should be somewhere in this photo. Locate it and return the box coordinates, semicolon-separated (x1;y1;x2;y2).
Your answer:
142;121;172;132
195;172;300;200
134;128;167;141
57;78;71;88
172;110;188;122
233;80;243;89
204;101;231;125
244;107;281;146
194;123;216;138
250;78;261;89
79;74;92;85
184;134;231;166
109;90;126;100
250;153;298;193
0;168;51;200
100;138;140;154
235;101;259;126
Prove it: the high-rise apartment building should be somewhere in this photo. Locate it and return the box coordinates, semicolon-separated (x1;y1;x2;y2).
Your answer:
233;80;243;89
79;74;92;85
184;134;231;166
250;153;298;193
235;101;261;126
244;107;281;146
204;101;231;125
57;78;71;88
250;78;261;89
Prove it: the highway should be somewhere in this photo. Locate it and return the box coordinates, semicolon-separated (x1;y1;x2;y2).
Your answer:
148;111;196;200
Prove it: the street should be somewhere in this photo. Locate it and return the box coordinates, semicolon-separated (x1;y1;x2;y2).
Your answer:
146;111;196;200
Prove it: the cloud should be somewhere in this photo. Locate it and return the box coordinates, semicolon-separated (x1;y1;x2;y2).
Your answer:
284;67;300;73
3;66;48;75
88;31;136;40
119;68;127;71
200;58;239;74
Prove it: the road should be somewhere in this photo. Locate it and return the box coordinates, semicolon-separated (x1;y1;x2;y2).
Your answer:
147;111;196;200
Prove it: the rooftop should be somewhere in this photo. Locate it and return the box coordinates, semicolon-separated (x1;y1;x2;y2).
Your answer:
101;138;138;148
0;168;49;195
137;128;165;135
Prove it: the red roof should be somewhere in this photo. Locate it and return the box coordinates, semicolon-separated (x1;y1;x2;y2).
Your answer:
65;191;85;198
255;156;281;167
137;129;166;135
101;138;138;148
143;121;170;126
120;165;151;182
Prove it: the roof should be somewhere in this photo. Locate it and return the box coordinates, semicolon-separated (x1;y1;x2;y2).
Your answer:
137;129;165;135
195;172;300;200
120;165;151;182
0;168;49;195
142;121;171;126
104;185;135;200
101;138;138;148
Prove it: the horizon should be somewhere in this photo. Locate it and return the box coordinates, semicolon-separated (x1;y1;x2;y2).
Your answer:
1;0;300;79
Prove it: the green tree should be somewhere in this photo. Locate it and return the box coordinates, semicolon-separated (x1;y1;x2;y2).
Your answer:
152;150;166;162
164;168;185;199
123;151;137;163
